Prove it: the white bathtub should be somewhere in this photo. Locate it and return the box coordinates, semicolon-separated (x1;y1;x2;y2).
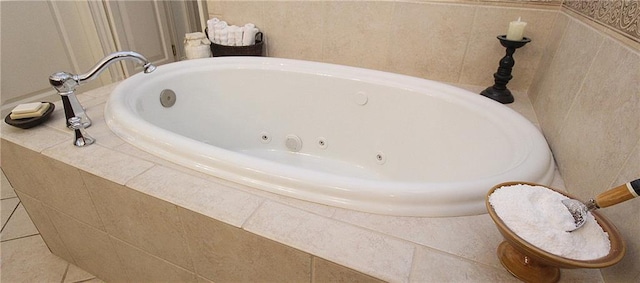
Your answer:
105;57;554;217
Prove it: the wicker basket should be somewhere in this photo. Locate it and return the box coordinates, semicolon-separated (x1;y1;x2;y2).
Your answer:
205;29;264;57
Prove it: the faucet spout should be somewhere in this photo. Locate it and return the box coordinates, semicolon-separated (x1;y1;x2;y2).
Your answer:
49;51;156;129
76;51;156;84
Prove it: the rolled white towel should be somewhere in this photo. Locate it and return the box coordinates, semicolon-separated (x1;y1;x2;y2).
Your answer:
235;27;244;46
218;27;228;45
206;18;219;42
242;27;259;46
214;20;227;30
226;25;238;46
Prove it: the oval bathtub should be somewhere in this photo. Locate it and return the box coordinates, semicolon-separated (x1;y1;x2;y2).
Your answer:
104;57;554;217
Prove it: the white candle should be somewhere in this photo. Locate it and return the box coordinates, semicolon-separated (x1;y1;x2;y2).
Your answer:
506;17;527;41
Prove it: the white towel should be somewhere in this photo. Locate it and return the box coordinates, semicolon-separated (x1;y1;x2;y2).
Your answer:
235;27;244;46
206;18;219;42
217;27;228;45
242;27;259;46
226;26;238;46
213;21;228;44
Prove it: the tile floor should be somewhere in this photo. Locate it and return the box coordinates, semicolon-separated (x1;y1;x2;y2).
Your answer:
1;169;102;283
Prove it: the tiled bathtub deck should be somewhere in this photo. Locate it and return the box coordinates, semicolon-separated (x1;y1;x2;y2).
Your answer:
1;83;605;282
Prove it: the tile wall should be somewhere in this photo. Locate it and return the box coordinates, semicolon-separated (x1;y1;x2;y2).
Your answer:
529;6;639;283
206;0;561;92
1;139;384;282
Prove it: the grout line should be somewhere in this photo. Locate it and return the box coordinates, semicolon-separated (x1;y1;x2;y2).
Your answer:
555;23;605;138
456;5;479;84
60;263;70;283
174;205;200;277
0;199;21;233
0;233;41;243
239;198;267;229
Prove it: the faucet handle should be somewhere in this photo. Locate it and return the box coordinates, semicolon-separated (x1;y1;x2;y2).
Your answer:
69;117;95;147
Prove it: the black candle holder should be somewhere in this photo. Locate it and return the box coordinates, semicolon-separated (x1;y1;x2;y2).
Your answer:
480;35;531;104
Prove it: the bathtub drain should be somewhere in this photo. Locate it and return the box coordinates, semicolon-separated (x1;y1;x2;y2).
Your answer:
285;134;303;152
159;89;176;108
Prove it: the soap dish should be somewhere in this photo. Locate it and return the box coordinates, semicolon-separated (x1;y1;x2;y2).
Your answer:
4;102;55;129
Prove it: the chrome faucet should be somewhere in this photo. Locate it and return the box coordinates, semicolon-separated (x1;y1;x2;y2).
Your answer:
49;51;156;129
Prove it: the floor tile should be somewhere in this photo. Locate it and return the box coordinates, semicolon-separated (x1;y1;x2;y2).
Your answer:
64;263;97;283
0;235;68;282
1;203;39;241
1;171;17;199
1;198;20;229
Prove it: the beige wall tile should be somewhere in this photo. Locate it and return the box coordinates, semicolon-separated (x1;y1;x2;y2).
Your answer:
14;190;75;264
321;1;394;71
243;201;414;282
1;140;49;197
530;12;639;283
180;207;312;282
81;170;194;271
111;237;198;283
410;246;517;282
569;55;640;282
208;1;264;29
0;235;69;282
331;208;504;269
205;1;560;91
460;6;556;91
528;12;569;104
312;257;385;283
42;142;154;186
531;19;604;142
261;1;325;61
387;2;475;83
1;140;104;229
551;38;639;197
127;166;264;228
0;123;67;152
46;206;128;283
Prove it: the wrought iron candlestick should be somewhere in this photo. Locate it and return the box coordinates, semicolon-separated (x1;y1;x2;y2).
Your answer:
480;35;531;104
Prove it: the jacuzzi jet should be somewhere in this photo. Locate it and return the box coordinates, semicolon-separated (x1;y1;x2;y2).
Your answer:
317;137;328;149
376;151;386;165
259;132;271;144
285;134;302;152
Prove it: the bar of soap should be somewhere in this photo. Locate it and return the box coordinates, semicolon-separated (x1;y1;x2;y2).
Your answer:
11;102;44;114
10;102;50;119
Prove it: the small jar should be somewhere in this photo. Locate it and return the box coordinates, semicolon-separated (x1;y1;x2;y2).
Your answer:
184;32;211;60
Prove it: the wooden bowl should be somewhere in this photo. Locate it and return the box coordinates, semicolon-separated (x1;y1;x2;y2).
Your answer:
486;181;625;283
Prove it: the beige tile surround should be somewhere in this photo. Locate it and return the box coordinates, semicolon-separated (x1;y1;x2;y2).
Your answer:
529;11;640;283
207;0;560;93
1;171;100;283
1;82;604;282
